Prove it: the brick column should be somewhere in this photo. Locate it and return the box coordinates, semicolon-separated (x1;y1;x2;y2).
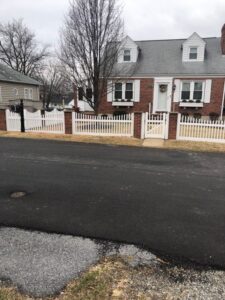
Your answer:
168;113;178;139
133;112;143;139
64;111;72;134
0;109;6;131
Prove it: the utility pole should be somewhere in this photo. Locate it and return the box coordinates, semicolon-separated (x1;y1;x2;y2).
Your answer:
19;99;25;132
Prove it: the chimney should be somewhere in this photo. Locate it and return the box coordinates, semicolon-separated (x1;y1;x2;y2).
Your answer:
221;24;225;55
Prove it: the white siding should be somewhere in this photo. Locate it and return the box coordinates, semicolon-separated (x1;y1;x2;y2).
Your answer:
0;82;40;103
182;33;206;62
118;36;139;63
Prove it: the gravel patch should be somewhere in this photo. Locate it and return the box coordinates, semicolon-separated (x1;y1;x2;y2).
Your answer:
0;227;224;299
0;227;156;297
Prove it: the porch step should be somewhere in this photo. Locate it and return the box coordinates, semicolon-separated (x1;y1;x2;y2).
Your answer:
143;138;165;148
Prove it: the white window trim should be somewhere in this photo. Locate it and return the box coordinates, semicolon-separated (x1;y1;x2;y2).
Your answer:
29;88;33;100
180;80;205;102
114;81;134;101
123;49;131;62
189;46;198;61
0;86;2;102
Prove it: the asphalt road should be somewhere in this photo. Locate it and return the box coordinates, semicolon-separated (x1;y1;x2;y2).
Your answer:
0;137;225;268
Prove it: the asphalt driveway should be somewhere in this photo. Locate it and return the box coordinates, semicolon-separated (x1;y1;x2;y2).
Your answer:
0;137;225;268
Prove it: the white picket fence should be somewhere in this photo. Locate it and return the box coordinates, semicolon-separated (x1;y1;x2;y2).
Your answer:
177;114;225;143
6;109;65;134
72;113;134;137
144;112;168;139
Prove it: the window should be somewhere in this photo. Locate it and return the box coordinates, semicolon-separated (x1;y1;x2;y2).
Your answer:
24;88;33;99
13;88;19;98
114;83;123;99
123;49;131;62
29;88;33;100
125;83;133;100
114;82;134;101
193;82;203;100
181;82;191;100
189;47;198;60
181;81;203;101
24;88;29;99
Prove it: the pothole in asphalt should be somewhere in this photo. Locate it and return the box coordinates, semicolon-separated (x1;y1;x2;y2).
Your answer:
10;191;27;199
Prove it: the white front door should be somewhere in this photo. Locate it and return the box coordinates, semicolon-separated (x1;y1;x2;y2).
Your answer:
157;84;168;111
153;78;173;113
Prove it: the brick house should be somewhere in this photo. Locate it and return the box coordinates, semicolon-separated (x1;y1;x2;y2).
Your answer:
98;24;225;118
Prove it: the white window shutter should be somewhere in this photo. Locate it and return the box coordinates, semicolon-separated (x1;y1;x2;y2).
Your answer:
134;80;140;102
107;81;113;102
204;80;212;103
173;79;181;102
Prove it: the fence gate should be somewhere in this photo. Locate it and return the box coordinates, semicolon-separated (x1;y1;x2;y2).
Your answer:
144;112;168;139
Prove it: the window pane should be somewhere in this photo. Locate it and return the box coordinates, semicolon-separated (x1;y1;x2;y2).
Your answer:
181;91;190;100
189;47;197;59
125;83;133;100
124;50;131;61
194;82;203;91
115;83;122;91
193;91;202;100
114;83;122;99
182;82;190;91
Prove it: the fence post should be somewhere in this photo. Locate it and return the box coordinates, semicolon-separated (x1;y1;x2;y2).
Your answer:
133;112;143;139
64;111;72;134
0;109;6;131
168;112;178;139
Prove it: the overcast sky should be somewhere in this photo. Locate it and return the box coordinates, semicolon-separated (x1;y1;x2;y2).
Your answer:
1;0;225;48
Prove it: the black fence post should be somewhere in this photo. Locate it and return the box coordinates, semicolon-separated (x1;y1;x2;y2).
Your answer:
20;99;25;132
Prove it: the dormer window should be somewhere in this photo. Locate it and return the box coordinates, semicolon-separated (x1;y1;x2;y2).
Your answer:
189;47;198;60
123;49;131;62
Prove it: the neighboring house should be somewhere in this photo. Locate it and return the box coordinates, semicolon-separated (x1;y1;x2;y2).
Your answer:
99;24;225;118
0;63;41;109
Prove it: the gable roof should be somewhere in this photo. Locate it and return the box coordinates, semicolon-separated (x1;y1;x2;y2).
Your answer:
183;32;206;45
0;63;40;85
113;37;225;77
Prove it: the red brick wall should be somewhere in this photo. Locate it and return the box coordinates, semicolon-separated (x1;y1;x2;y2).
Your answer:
0;110;6;131
172;78;225;116
168;113;178;139
133;112;142;139
64;111;72;134
98;78;154;114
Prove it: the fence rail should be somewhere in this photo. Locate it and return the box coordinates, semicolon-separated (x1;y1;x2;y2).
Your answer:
6;109;65;134
72;113;134;137
177;114;225;143
144;112;168;139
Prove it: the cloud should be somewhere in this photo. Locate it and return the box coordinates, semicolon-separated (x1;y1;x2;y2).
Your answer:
1;0;225;47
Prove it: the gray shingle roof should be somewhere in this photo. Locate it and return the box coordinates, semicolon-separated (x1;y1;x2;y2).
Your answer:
0;63;40;85
114;37;225;77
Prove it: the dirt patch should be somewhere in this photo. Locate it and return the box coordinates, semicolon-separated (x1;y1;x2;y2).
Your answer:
0;131;142;148
1;131;225;153
1;257;225;300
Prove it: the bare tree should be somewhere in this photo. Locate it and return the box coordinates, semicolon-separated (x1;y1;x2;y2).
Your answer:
0;19;49;77
60;0;124;113
36;61;71;108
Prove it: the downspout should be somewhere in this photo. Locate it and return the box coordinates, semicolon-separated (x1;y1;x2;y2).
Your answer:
220;80;225;120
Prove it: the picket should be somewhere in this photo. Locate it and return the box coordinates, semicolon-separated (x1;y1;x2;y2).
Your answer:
177;114;225;143
72;112;134;137
6;109;65;134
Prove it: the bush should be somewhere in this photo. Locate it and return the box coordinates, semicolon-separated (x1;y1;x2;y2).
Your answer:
193;113;202;119
209;112;219;121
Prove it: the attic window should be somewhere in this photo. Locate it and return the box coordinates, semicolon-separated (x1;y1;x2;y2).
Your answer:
123;49;131;62
189;47;198;60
